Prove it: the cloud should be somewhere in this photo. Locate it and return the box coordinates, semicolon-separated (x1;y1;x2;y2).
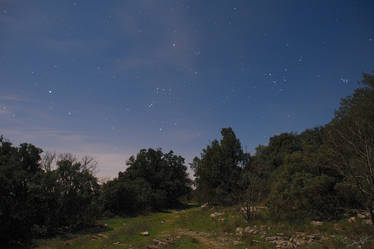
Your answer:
166;129;202;143
0;2;50;35
0;94;34;103
0;106;10;115
112;0;199;72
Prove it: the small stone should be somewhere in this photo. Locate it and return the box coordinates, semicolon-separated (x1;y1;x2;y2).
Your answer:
210;212;224;218
147;245;158;249
265;236;277;241
311;221;323;226
348;217;356;223
233;240;240;245
98;233;108;239
365;219;373;225
357;213;366;219
235;227;243;235
140;231;150;236
201;203;208;208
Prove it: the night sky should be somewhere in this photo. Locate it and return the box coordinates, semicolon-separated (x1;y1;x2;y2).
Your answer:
1;0;373;178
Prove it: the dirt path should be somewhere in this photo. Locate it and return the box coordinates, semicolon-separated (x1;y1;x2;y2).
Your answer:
175;229;227;249
160;210;229;249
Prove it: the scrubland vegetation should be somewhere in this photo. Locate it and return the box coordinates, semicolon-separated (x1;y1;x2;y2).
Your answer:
1;71;374;248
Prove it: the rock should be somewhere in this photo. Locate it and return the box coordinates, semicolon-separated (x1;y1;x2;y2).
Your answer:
235;227;243;235
146;245;158;249
201;202;208;208
233;240;240;246
357;213;366;219
348;217;356;223
265;236;278;241
218;237;233;243
112;241;121;245
334;223;342;230
210;212;224;218
91;235;100;240
97;233;108;239
365;219;373;225
311;221;323;226
140;231;150;236
152;239;168;246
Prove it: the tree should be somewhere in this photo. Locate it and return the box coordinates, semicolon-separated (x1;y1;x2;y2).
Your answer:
192;128;249;205
102;148;191;215
0;137;43;248
53;158;100;230
236;172;263;222
40;151;56;172
266;151;340;220
326;71;374;224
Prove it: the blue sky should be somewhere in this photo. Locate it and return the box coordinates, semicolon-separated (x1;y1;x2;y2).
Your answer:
1;0;373;177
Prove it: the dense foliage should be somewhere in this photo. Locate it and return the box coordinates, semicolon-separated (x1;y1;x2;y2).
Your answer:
102;148;192;215
0;141;100;248
326;71;374;224
193;72;374;223
0;139;43;248
191;128;249;205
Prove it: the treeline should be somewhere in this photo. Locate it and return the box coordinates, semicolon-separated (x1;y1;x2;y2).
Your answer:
1;71;373;247
192;71;374;223
0;145;191;248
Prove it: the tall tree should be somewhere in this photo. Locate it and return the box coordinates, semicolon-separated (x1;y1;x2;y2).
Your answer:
326;71;374;224
192;128;249;205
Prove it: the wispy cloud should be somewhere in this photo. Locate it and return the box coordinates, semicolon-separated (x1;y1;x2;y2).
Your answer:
0;2;50;35
113;0;199;72
0;94;35;103
0;106;11;115
166;129;202;143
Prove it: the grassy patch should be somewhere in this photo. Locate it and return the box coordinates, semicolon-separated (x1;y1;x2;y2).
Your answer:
166;236;201;249
34;206;374;249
